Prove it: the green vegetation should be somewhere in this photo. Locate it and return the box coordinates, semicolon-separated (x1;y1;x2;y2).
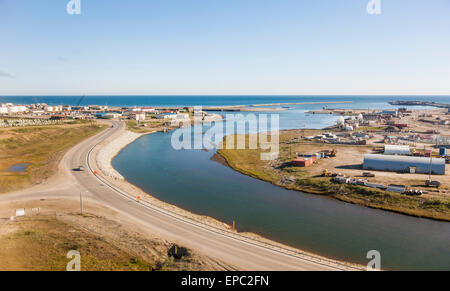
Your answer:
218;131;450;222
0;122;106;193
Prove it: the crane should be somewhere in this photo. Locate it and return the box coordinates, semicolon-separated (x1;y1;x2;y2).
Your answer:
75;95;86;107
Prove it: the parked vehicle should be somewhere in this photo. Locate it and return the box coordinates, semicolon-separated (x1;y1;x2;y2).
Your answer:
425;179;441;188
362;172;375;177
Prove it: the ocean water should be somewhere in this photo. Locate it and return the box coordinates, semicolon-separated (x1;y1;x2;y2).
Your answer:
1;95;449;108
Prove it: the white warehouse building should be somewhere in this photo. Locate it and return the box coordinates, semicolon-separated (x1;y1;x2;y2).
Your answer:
364;154;446;175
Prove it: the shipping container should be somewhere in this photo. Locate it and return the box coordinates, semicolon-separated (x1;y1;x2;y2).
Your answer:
366;182;386;190
293;158;312;167
386;186;406;193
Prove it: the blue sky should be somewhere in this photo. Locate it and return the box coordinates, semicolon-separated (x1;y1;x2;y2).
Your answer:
1;0;449;95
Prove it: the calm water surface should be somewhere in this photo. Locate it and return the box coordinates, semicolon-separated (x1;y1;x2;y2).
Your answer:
114;131;450;270
8;163;31;172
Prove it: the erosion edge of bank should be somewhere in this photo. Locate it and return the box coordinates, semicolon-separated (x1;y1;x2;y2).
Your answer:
216;134;450;223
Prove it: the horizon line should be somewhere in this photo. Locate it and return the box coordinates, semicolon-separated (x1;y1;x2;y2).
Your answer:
1;94;450;97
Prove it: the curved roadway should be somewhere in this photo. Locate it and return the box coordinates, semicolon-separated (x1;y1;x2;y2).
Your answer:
1;120;360;271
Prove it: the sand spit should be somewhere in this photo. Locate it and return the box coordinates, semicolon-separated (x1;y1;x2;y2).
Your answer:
249;101;353;107
203;101;353;112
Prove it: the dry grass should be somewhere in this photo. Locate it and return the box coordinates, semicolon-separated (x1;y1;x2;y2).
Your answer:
0;197;233;271
0;215;213;271
0;122;106;193
0;216;152;271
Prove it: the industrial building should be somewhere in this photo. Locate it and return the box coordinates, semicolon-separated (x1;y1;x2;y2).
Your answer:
363;154;446;175
384;145;410;155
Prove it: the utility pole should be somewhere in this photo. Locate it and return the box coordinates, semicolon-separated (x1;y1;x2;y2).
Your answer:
80;191;83;216
80;190;88;216
428;155;433;181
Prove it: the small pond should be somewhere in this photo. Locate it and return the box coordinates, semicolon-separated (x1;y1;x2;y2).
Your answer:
8;163;31;172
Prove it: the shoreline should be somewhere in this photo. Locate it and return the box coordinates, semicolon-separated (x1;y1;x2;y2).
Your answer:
217;128;450;223
96;130;147;180
218;150;450;222
97;123;363;270
248;101;354;107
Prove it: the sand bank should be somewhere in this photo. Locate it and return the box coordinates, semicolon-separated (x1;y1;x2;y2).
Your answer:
96;131;144;180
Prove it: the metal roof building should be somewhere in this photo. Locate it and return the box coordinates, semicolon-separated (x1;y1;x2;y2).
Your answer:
363;154;446;175
384;145;410;155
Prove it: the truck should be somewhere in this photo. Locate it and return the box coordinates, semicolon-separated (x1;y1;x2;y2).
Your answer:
425;179;441;188
362;172;375;177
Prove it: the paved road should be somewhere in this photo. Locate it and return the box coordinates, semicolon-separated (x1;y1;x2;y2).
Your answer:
1;120;357;271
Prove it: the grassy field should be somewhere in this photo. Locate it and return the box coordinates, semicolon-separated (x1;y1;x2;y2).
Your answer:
0;216;151;271
126;119;167;133
218;131;450;221
0;216;203;271
0;121;106;193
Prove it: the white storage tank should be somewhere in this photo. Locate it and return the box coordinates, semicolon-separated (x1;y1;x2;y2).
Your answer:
384;145;410;155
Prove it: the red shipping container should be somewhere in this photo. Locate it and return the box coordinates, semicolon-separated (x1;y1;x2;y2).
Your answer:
293;158;312;167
